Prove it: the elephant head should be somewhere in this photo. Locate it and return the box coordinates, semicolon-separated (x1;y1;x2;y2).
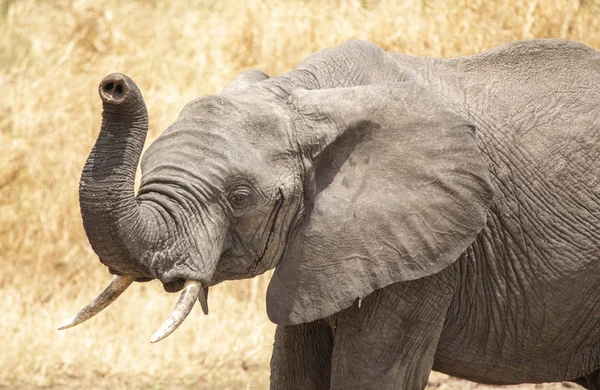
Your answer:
60;72;493;341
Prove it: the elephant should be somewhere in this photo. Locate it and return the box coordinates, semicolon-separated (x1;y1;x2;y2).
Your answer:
59;38;600;389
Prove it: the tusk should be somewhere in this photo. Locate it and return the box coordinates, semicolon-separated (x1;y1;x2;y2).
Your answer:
199;286;209;315
58;275;135;330
150;280;202;343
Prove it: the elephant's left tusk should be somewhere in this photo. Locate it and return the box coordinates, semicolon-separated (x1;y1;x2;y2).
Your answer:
150;280;202;343
58;275;135;330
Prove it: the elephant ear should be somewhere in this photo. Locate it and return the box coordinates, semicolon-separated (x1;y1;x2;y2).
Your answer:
222;69;269;94
267;82;494;325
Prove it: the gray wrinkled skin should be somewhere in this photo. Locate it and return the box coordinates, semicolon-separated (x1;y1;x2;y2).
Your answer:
79;39;600;389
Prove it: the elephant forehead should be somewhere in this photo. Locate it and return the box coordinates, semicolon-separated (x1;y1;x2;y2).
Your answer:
141;94;291;190
140;119;287;194
181;94;291;150
143;124;258;173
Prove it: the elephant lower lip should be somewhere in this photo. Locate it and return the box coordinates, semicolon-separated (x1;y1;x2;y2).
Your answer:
135;277;154;283
163;278;185;293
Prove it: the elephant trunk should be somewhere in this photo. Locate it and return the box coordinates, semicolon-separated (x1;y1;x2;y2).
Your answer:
63;73;215;340
79;73;157;276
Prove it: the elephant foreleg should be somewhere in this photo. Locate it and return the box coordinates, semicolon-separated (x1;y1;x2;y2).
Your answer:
270;319;334;390
329;269;457;390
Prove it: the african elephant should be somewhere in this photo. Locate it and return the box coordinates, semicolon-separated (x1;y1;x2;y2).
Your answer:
60;39;600;389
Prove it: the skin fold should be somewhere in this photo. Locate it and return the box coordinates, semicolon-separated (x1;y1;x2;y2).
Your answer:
73;39;600;389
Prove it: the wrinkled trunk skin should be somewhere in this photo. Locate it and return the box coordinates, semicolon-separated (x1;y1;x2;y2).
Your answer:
79;73;158;277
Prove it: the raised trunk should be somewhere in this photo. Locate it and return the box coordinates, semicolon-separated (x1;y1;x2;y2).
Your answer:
79;73;158;276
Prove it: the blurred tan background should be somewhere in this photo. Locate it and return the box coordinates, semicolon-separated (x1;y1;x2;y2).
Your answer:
1;0;599;388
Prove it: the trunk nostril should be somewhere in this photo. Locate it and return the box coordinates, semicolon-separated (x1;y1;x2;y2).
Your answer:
103;82;123;96
99;74;131;105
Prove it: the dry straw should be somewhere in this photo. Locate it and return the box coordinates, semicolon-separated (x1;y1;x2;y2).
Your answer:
1;0;598;388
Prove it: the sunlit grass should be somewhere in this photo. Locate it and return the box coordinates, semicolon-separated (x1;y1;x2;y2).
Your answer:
1;0;598;387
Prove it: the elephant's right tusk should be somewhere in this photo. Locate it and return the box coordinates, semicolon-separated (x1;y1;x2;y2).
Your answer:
58;275;135;330
150;280;202;343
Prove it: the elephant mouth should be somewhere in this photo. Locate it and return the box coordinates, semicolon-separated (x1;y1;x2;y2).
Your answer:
163;278;185;293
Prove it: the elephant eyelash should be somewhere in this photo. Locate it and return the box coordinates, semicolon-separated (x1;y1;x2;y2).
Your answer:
226;183;257;211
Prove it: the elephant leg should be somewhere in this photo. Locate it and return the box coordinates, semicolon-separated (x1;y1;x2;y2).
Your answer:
329;269;457;390
270;319;334;390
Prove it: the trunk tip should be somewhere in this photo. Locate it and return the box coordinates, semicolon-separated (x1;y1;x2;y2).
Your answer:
99;73;136;105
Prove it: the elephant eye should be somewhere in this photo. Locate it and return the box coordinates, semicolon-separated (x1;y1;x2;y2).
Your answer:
226;184;256;210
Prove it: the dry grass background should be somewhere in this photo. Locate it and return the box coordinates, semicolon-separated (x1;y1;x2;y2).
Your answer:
1;0;600;388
